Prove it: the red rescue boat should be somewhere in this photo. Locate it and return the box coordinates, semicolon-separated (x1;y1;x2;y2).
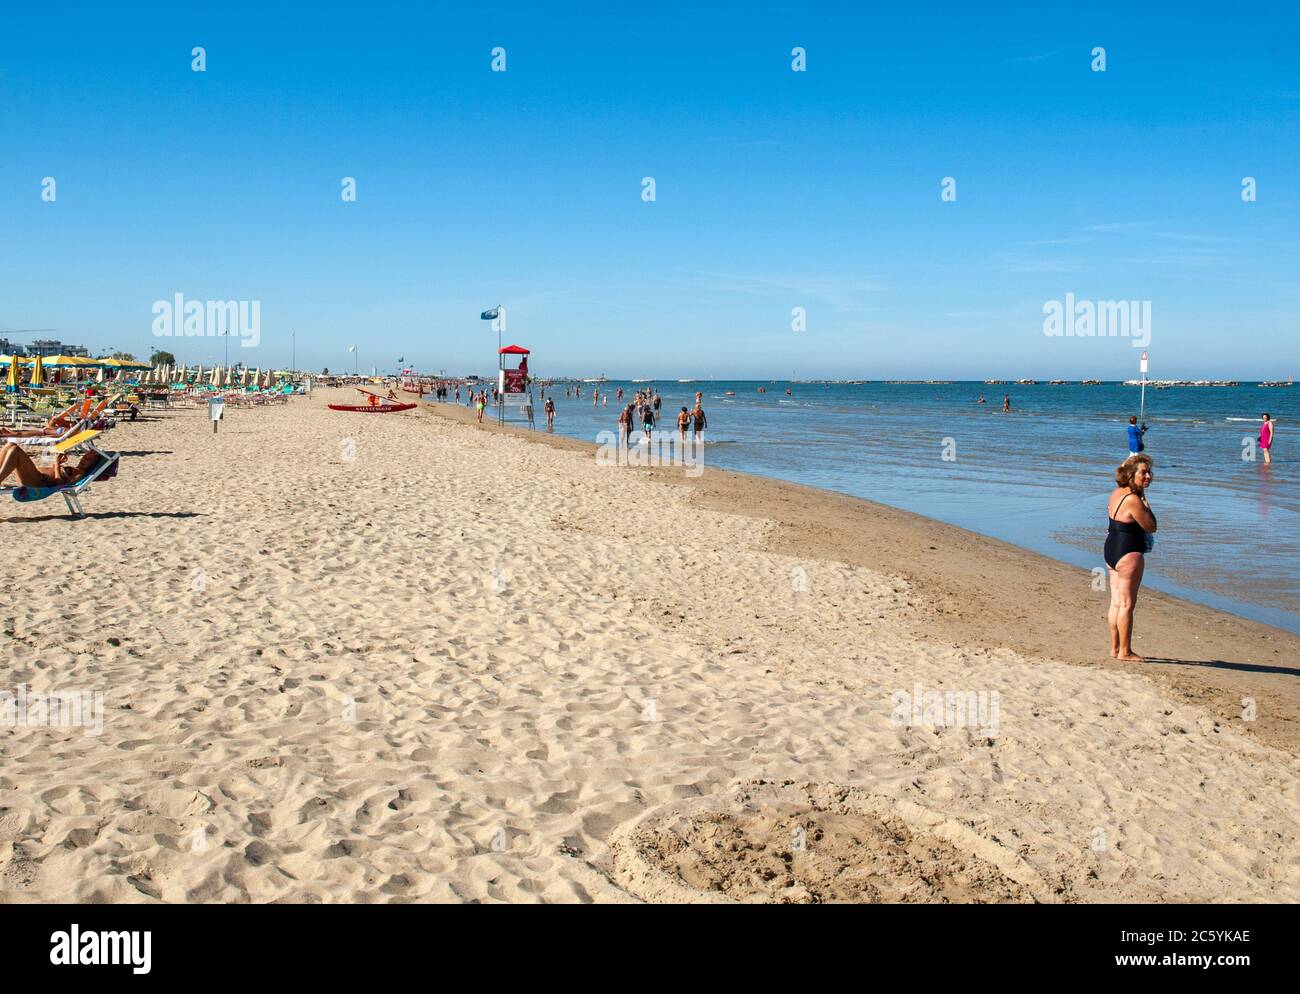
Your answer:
328;387;416;413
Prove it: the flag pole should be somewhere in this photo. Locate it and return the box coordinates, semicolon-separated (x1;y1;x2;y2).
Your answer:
1139;352;1147;425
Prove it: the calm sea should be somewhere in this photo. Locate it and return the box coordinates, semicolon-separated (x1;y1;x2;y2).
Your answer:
452;380;1299;633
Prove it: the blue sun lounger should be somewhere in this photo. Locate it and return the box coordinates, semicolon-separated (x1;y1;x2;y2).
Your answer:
6;430;120;519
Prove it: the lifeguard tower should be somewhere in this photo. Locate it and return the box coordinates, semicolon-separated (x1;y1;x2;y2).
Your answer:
497;344;535;429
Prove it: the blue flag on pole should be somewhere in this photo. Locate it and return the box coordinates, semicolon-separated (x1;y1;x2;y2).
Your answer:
480;308;499;321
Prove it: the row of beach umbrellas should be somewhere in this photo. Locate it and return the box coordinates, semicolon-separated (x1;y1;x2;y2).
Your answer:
1;355;286;390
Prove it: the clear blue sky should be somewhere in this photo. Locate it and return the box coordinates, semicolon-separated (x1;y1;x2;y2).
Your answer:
2;2;1297;379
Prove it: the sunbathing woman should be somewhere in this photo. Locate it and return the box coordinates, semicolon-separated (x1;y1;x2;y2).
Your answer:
0;443;103;488
2;403;82;437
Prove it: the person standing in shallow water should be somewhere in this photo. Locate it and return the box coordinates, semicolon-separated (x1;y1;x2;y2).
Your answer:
1002;394;1011;413
1127;415;1148;455
1105;454;1157;662
1259;413;1274;464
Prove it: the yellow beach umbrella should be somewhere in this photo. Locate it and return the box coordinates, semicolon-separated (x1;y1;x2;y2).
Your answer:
4;356;18;392
28;355;45;387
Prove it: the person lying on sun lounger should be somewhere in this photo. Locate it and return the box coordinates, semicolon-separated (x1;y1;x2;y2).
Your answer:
1;399;100;437
0;443;103;488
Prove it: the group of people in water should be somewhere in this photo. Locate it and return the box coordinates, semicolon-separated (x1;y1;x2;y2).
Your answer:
613;388;707;446
533;384;709;444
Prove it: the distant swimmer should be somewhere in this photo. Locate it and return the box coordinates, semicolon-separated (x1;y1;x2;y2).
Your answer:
1260;413;1274;464
1104;454;1157;663
1127;415;1148;455
677;406;690;444
691;401;707;443
642;403;655;443
1002;394;1011;413
977;393;986;404
545;396;555;430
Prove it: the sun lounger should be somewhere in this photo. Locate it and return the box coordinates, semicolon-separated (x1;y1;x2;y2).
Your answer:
4;430;120;519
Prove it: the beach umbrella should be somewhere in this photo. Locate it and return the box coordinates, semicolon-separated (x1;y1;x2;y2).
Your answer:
96;365;105;384
29;355;45;387
4;356;17;393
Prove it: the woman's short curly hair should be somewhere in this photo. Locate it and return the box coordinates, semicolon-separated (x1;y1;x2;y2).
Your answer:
1116;453;1153;488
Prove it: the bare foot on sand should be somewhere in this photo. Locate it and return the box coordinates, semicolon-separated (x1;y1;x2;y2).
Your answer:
1116;652;1145;662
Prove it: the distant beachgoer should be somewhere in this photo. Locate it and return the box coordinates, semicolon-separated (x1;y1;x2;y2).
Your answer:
691;402;707;442
1126;415;1148;455
602;394;607;407
1002;394;1011;413
653;392;661;419
617;386;623;401
593;390;599;408
977;393;985;404
475;391;486;424
545;397;555;429
1260;413;1274;464
677;406;690;443
642;404;654;442
695;391;703;408
0;444;102;488
618;404;632;447
1105;454;1157;662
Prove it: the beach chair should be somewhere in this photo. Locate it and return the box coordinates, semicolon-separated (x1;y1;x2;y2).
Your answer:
4;429;120;519
0;397;111;446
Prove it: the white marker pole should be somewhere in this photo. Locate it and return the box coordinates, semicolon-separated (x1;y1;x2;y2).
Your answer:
1139;350;1149;424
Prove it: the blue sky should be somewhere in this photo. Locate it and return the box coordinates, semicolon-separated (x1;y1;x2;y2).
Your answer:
1;1;1297;379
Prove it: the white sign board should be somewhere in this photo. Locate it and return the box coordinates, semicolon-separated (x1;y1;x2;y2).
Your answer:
1139;351;1149;374
208;396;225;421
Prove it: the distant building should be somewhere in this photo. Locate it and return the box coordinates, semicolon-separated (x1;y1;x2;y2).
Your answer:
27;340;90;358
0;339;23;356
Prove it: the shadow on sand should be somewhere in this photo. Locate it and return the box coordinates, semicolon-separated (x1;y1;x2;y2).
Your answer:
1143;656;1300;678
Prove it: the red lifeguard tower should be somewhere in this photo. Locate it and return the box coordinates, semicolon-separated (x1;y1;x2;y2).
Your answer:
497;344;535;429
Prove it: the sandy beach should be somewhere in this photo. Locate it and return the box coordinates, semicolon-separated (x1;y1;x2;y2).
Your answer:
1;387;1297;903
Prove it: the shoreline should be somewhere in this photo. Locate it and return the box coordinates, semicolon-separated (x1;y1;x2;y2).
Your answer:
425;397;1300;756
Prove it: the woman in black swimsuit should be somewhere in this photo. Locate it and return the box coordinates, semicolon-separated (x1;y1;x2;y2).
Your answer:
1105;454;1157;662
0;444;102;489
